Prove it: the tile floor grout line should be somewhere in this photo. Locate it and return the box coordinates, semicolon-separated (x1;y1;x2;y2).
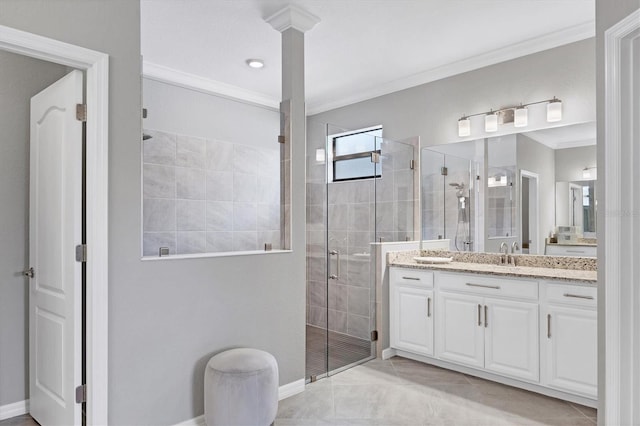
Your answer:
568;401;596;419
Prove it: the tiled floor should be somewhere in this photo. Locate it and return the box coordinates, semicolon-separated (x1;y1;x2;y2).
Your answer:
1;357;596;426
277;356;597;426
0;414;38;426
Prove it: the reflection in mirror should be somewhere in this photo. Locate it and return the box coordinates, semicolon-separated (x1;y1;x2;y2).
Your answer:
420;122;597;256
487;136;517;239
556;180;596;235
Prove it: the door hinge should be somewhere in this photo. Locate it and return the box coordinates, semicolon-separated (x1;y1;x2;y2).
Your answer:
370;152;380;164
75;244;87;263
75;384;86;403
370;330;378;342
76;104;87;122
409;159;415;170
441;166;448;176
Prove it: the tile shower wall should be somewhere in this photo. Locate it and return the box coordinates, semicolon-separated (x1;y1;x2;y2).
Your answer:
306;124;414;342
143;129;280;256
421;153;475;251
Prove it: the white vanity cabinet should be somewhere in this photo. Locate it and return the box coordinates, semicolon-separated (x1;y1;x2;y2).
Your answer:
545;244;597;257
541;282;598;398
389;268;434;357
436;272;540;382
388;265;598;406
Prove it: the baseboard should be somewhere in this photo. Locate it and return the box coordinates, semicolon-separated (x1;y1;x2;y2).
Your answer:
0;400;29;421
381;347;397;360
174;415;205;426
173;379;306;426
278;378;305;400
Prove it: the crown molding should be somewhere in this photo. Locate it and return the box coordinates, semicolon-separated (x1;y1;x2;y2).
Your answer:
307;21;595;115
265;4;320;33
142;61;280;110
143;21;594;116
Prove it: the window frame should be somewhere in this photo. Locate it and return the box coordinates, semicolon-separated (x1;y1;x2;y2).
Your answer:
330;126;383;183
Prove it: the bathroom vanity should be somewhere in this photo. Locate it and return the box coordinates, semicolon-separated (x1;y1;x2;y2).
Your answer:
386;250;597;408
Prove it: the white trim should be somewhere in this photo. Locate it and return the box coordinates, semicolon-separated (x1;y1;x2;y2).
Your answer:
172;379;306;426
141;22;593;116
174;415;206;426
604;8;640;426
278;378;305;400
381;347;398;360
0;400;29;421
143;61;279;110
265;4;321;33
307;21;595;115
0;25;109;425
519;170;540;255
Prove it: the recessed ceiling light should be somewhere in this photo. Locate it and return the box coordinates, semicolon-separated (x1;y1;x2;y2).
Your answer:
246;59;264;69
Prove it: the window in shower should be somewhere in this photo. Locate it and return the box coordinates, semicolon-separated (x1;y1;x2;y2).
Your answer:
330;126;382;182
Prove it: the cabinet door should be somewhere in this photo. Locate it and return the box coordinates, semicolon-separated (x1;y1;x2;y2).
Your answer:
484;298;539;382
436;292;484;368
391;285;434;356
544;305;597;398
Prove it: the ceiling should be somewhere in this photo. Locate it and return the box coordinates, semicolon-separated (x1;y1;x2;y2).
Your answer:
524;122;597;150
141;0;595;115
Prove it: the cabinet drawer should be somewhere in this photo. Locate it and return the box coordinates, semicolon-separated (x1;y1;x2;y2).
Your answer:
545;283;597;308
438;272;538;301
545;244;597;257
390;267;434;288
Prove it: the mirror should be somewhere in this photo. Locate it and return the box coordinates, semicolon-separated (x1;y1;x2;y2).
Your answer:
421;122;597;256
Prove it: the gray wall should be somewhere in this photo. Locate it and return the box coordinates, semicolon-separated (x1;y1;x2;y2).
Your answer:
595;1;640;424
309;38;595;147
555;145;597;182
0;51;68;407
0;2;305;424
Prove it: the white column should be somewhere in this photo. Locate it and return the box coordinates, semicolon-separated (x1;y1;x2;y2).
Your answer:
266;6;319;251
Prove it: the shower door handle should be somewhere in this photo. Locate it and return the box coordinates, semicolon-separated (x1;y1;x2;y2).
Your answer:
329;250;340;280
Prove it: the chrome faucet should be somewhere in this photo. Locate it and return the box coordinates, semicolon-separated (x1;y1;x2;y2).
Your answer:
510;241;520;266
499;242;509;265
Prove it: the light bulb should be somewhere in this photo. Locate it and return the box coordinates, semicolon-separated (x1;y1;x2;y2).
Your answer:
485;112;498;132
246;59;265;69
458;117;471;137
547;98;562;122
514;107;528;127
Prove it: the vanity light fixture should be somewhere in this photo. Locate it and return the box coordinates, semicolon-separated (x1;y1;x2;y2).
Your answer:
246;58;265;69
457;97;562;137
582;166;597;179
514;105;528;127
458;116;471;137
485;111;498;132
546;97;563;122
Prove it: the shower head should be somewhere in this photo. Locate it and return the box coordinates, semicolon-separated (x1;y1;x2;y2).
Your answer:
143;133;152;141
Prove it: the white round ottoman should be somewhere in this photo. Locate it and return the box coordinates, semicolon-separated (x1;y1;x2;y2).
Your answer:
204;348;279;426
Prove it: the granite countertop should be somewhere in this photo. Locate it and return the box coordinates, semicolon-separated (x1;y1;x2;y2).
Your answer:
388;250;597;284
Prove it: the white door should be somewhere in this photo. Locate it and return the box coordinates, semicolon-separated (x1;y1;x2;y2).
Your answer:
436;292;484;368
520;171;539;255
391;286;434;356
29;70;83;426
484;298;539;382
544;305;597;398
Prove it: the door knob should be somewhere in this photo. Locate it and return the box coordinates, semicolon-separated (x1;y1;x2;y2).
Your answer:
23;267;34;278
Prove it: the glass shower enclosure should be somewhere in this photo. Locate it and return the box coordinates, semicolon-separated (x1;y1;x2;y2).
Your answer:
421;148;475;251
305;122;415;381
